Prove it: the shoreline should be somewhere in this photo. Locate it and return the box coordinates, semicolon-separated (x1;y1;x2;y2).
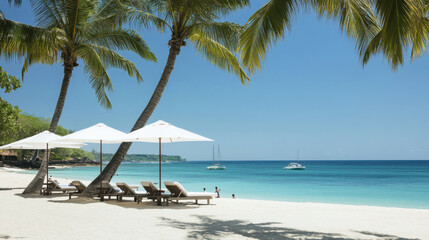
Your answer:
3;166;429;211
1;166;424;211
1;168;429;239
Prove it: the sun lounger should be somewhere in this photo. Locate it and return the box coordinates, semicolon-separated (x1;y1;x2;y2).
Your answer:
141;181;171;204
68;181;87;199
98;181;122;201
164;182;215;205
41;178;77;196
116;182;148;203
140;181;160;195
141;181;170;196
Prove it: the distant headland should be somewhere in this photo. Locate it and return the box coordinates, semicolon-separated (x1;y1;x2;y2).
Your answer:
93;152;186;163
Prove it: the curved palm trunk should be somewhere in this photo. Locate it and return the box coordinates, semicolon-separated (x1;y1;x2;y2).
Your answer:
22;63;73;194
82;44;182;195
30;150;39;163
49;64;73;132
21;150;48;194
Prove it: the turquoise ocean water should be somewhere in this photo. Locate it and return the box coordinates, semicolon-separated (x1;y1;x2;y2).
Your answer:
21;160;429;209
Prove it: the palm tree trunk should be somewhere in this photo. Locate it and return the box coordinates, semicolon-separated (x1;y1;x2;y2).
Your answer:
82;44;182;195
30;150;39;163
22;63;73;194
49;63;73;132
22;150;48;195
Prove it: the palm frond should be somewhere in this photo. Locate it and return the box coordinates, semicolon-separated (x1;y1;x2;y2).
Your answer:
85;0;124;30
21;52;57;80
189;33;250;84
410;2;429;59
363;0;421;69
64;0;97;39
310;0;380;60
83;28;157;62
239;0;299;73
186;21;244;52
31;0;66;28
0;16;59;62
125;8;169;31
82;43;143;82
111;0;169;31
76;44;113;109
205;0;250;16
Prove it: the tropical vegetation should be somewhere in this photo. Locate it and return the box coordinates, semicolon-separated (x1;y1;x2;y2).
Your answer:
0;0;157;194
92;151;185;163
240;0;429;72
1;0;428;196
0;67;21;146
0;113;92;160
83;0;251;194
0;112;184;164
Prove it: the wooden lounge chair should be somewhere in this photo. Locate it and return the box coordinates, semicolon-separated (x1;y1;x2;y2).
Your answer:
141;181;170;204
99;181;123;201
116;182;148;204
164;182;215;205
140;181;159;195
41;178;77;196
68;181;87;199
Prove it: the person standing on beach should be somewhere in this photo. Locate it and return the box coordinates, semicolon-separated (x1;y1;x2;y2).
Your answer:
203;188;206;192
215;187;220;198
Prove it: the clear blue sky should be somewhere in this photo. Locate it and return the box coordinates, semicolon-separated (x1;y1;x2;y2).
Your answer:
1;2;428;161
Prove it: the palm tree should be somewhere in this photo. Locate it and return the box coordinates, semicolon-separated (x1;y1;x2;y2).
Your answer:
240;0;429;72
0;0;156;194
361;0;429;68
83;0;250;194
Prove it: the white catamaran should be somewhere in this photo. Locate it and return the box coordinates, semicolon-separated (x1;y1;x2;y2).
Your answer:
284;149;306;170
207;144;226;170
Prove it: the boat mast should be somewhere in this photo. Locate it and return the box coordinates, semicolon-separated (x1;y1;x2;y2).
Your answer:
297;149;300;163
218;144;222;163
212;144;215;165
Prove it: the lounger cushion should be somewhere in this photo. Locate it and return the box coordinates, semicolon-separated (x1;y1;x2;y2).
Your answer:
46;178;76;191
48;178;61;188
141;181;158;194
58;185;76;190
133;191;147;194
116;182;147;195
71;181;86;193
102;181;121;192
164;181;188;196
187;192;216;197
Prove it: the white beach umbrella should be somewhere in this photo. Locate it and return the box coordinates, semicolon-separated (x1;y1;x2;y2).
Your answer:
121;120;213;189
0;131;85;189
58;123;127;196
0;131;84;150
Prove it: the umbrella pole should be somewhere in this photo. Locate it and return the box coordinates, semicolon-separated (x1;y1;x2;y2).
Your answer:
46;143;49;195
100;140;103;200
159;138;161;190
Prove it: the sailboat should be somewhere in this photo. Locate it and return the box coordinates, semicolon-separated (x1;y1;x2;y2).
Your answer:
283;149;306;170
206;144;226;170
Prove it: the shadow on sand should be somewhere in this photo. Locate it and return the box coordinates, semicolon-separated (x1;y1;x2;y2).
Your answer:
46;196;210;210
161;215;418;240
15;192;68;200
354;231;419;240
0;234;25;239
15;190;213;210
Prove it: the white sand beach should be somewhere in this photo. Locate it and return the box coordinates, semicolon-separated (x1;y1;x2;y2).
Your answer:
1;168;428;240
